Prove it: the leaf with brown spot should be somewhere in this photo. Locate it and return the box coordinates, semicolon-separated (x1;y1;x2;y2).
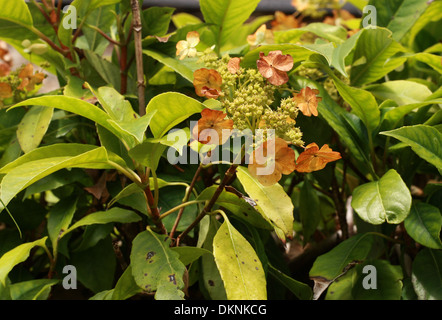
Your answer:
130;228;186;300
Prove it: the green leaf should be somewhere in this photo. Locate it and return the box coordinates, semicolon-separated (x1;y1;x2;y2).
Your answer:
170;247;212;266
331;30;363;77
111;266;142;300
309;233;375;298
91;86;138;122
83;50;122;90
310;233;375;280
0;237;48;285
381;125;442;172
11;96;120;139
47;196;77;246
350;28;406;86
0;146;120;212
367;0;429;42
200;0;260;50
367;80;433;105
63;207;141;238
0;0;33;27
351;169;412;225
197;186;273;230
142;7;175;37
9;279;59;300
404;203;442;249
411;248;442;300
143;48;203;83
274;23;348;45
108;109;157;145
299;180;321;243
328;71;380;134
212;213;267;300
236;166;294;239
128;141;167;171
71;237;116;293
268;264;312;300
146;92;205;138
130;228;186;300
172;12;203;28
408;0;442;47
16;106;53;154
326;260;403;300
411;52;442;74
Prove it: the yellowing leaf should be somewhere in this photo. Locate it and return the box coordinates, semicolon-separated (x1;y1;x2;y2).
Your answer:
213;214;266;300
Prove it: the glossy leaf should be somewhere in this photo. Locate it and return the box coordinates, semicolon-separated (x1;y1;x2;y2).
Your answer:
327;260;403;300
404;203;442;249
170;246;212;266
212;214;266;300
0;237;48;285
0;147;122;212
143;48;203;83
328;71;380;134
368;0;429;41
381;125;442;172
367;80;433;105
200;0;260;50
350;28;406;86
0;0;33;27
411;248;442;300
16;106;53;154
63;208;141;238
197;186;273;230
146;92;205;138
268;264;312;300
9;279;59;300
351;169;412;225
236;166;294;239
11;96;119;139
128;141;167;171
130;228;186;300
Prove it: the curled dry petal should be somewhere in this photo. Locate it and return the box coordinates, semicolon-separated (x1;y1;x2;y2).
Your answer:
249;137;296;186
192;108;233;145
257;50;293;86
193;68;223;99
295;142;341;172
227;57;241;74
294;87;322;117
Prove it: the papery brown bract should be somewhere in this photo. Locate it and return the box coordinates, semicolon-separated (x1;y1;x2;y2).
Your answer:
294;87;322;117
192;108;233;145
295;142;341;172
249;138;296;186
257;50;293;86
193;68;223;99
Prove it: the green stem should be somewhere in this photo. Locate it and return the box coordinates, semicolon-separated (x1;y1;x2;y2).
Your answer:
0;198;22;238
160;200;207;220
367;231;404;245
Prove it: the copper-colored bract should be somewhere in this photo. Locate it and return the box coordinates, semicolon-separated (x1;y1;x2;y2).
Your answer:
294;86;322;117
249;137;296;186
257;50;293;86
295;142;341;172
193;68;223;99
192;108;233;145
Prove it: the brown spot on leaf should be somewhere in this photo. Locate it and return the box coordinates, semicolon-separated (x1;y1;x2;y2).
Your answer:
169;274;177;285
146;251;156;261
208;280;215;286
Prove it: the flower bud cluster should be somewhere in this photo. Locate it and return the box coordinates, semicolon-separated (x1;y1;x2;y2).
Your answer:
199;51;304;146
